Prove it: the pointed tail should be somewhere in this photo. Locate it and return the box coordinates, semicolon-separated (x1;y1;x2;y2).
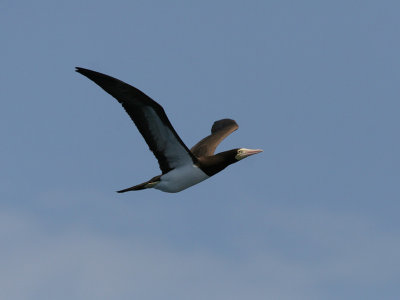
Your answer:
116;175;161;193
117;182;148;193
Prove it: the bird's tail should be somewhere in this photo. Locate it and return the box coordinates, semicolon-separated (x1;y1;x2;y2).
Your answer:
117;182;147;193
116;175;161;193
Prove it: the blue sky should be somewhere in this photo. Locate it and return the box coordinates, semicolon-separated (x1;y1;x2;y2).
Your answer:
1;0;400;299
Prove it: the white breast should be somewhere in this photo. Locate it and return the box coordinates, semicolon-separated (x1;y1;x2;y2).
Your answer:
154;164;209;193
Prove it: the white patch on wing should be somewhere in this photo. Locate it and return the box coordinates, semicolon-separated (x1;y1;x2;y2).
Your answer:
143;107;194;169
154;164;209;193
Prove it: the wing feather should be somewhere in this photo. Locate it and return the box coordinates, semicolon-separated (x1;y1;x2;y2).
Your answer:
191;119;238;157
76;67;196;173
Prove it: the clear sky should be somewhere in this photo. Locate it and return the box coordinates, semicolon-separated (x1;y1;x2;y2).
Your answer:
1;0;400;299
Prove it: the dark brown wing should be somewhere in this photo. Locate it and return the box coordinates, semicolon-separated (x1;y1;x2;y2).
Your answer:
76;67;197;174
191;119;239;157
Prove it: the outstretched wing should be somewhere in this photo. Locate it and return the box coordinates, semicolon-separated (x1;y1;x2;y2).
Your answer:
191;119;238;157
76;67;197;174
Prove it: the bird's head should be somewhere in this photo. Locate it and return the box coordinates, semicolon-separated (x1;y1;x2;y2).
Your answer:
234;148;263;161
198;148;263;177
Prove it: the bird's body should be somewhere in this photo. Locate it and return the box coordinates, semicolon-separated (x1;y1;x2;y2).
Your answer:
154;164;209;193
76;67;262;193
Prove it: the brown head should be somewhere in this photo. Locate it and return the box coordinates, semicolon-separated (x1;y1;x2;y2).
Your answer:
197;148;263;177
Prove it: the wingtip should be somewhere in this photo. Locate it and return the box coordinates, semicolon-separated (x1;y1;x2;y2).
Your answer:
75;67;99;79
75;66;86;74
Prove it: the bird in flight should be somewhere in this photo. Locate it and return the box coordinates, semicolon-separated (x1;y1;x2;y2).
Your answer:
76;67;262;193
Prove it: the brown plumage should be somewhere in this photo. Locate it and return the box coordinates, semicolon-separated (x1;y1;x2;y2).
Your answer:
191;119;239;157
76;67;262;193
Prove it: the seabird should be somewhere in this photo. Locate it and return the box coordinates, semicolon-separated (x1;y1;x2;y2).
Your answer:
76;67;262;193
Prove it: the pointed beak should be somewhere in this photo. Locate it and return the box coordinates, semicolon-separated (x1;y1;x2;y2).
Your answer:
243;148;263;157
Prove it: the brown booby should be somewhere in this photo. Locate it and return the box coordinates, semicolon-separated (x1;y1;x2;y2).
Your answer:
76;67;262;193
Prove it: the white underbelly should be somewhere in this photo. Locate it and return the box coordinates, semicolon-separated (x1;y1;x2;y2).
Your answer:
154;164;209;193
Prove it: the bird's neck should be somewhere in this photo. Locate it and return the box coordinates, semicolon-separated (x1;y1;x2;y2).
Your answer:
196;149;237;177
